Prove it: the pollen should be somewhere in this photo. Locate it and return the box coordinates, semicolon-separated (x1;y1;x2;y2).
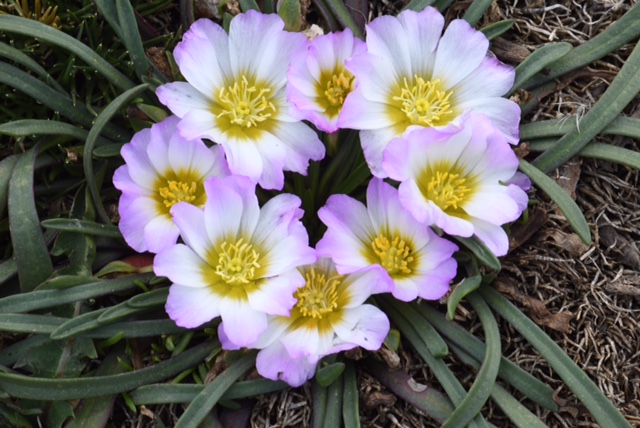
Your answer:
393;76;454;127
158;180;197;208
371;234;414;276
425;171;469;211
323;70;354;107
216;75;276;128
295;269;340;319
215;238;261;285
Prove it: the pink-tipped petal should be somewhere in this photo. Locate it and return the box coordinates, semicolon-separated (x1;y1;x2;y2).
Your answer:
166;285;220;328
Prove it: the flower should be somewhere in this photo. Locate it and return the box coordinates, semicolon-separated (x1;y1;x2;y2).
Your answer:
286;28;366;133
112;115;229;254
235;257;390;387
317;178;458;301
154;175;316;347
338;6;520;176
382;112;528;257
156;11;325;190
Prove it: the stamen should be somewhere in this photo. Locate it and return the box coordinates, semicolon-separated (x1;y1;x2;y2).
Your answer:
295;269;340;319
158;180;197;208
426;171;468;210
393;76;454;127
215;238;261;285
371;234;413;276
323;70;354;107
217;75;276;128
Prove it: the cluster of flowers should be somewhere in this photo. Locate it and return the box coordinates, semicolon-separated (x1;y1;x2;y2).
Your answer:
114;7;528;386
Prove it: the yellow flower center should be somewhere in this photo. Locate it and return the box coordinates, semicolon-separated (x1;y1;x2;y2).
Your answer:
371;234;414;276
323;70;354;107
158;180;197;209
295;269;340;319
215;238;261;285
424;170;469;211
393;76;454;127
216;75;275;128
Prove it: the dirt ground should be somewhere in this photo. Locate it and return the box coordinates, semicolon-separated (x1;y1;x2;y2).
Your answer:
248;1;640;426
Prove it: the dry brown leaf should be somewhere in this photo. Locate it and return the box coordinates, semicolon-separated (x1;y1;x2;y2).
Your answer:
494;279;573;333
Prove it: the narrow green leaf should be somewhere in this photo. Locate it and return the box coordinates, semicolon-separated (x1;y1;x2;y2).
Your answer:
37;275;104;290
0;334;50;367
480;285;632;428
324;0;363;38
0;15;134;91
0;63;92;132
453;235;501;271
93;0;124;40
84;83;150;224
385;298;448;357
0;273;151;313
88;319;189;338
447;275;482;321
116;0;164;83
532;39;640;173
0;258;17;286
416;301;558;412
312;378;328;428
0;154;18;219
50;309;107;340
463;0;494;27
238;0;260;11
277;0;302;31
0;41;65;93
509;43;572;95
95;292;166;325
448;343;549;428
126;287;169;309
0;314;65;334
323;372;343;427
522;2;640;89
129;379;288;404
41;218;122;238
64;347;128;428
521;116;640;140
0;341;218;400
481;20;514;41
342;363;360;428
528;140;640;171
361;358;455;424
333;161;371;195
310;0;340;32
442;293;501;428
175;351;255;428
9;146;54;292
402;0;436;12
92;143;126;158
315;362;345;387
380;299;473;413
0;120;109;146
519;159;591;245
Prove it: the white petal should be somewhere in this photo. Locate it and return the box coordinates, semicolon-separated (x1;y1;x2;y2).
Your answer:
170;201;209;257
156;82;211;118
332;305;389;351
219;298;268;347
397;7;443;76
174;19;230;96
154;244;209;287
143;215;180;254
453;56;515;101
247;272;301;317
256;342;317;387
433;19;489;89
469;218;509;257
165;285;220;328
457;97;521;144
